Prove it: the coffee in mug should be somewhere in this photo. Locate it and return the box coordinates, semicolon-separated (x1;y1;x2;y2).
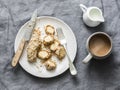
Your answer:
82;32;112;64
89;34;111;57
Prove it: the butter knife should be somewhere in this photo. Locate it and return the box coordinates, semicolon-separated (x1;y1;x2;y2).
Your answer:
11;9;37;67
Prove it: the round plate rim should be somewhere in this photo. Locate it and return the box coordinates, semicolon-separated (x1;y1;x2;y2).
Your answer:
14;16;77;78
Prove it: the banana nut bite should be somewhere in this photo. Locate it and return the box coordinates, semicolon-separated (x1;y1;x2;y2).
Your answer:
45;25;55;35
38;50;51;60
50;40;60;52
44;59;56;70
43;35;54;46
55;45;66;60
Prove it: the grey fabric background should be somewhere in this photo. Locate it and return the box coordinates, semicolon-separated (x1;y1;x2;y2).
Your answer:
0;0;120;90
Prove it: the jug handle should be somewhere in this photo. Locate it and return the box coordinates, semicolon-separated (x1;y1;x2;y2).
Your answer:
79;4;87;13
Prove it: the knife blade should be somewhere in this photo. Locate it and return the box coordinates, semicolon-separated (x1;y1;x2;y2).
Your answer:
24;9;37;41
11;9;37;67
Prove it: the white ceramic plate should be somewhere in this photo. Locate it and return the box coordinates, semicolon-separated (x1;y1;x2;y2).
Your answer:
14;16;77;78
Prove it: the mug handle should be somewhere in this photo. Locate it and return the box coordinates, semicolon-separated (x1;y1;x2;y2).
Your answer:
79;4;87;13
82;53;92;64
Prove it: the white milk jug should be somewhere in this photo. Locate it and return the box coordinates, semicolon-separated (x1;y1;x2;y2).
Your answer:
80;4;105;27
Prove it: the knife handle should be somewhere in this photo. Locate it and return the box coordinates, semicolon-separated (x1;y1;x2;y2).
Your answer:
11;38;26;67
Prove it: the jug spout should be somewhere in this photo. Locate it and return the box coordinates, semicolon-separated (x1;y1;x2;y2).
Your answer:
98;18;105;22
97;16;105;22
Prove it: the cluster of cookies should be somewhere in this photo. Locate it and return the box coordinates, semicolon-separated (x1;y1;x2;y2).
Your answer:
27;25;66;70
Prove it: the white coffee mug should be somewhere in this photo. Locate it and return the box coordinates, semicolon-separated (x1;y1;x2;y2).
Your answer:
82;32;112;64
80;4;105;27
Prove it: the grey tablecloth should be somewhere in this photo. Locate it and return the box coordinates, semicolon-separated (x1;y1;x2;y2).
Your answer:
0;0;120;90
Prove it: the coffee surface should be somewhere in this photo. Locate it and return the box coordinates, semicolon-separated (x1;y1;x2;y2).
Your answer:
89;34;111;57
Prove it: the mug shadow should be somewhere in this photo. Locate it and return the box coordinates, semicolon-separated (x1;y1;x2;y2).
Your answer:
86;53;116;79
